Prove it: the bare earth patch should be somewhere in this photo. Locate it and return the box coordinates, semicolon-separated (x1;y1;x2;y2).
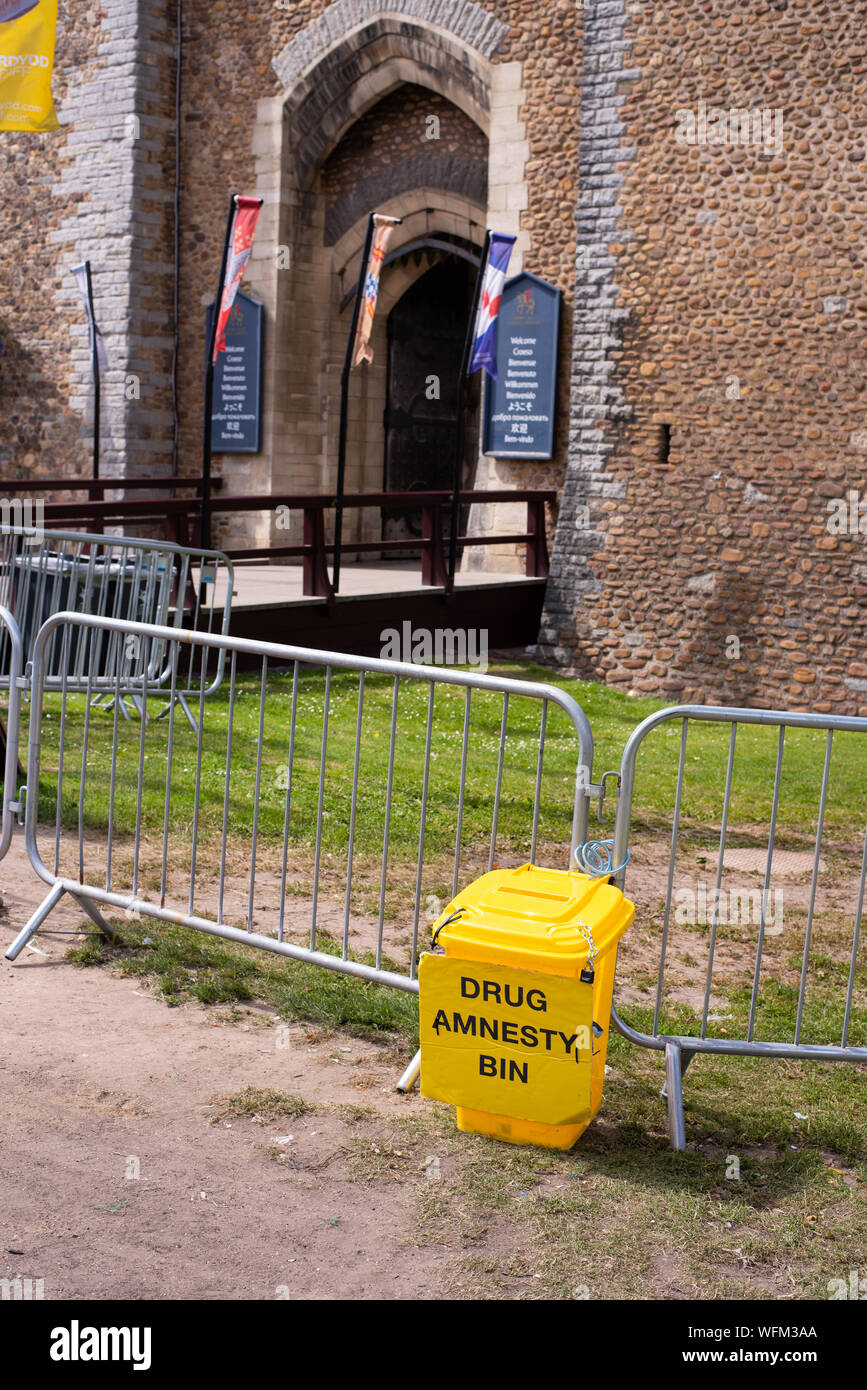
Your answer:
0;862;449;1300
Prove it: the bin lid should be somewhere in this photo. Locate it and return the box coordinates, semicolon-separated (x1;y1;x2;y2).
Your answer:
432;863;635;976
14;555;148;577
15;554;74;573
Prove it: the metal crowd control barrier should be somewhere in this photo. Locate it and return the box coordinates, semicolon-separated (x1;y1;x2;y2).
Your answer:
609;705;867;1150
0;526;234;730
0;606;23;863
4;617;865;1151
4;612;595;994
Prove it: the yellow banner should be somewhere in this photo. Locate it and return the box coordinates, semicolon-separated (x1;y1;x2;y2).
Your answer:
0;1;59;133
419;954;597;1126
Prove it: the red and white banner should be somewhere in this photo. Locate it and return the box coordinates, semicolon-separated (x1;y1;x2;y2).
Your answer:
212;195;263;363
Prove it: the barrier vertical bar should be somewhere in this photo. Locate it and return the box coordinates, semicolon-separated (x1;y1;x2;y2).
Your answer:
700;722;737;1039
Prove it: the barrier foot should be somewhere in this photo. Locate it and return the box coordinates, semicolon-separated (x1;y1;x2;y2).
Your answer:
153;693;198;733
659;1046;693;1101
101;695;134;723
4;883;66;961
396;1048;421;1093
70;891;114;939
177;693;199;734
664;1041;687;1151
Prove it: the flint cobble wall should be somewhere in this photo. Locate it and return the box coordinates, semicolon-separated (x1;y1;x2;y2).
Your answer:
0;3;103;484
320;85;488;245
540;0;867;713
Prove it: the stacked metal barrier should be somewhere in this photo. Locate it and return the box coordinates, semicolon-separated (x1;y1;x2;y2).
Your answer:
0;605;23;862
0;525;234;727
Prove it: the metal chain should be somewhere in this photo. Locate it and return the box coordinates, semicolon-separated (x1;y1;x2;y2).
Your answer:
575;920;598;968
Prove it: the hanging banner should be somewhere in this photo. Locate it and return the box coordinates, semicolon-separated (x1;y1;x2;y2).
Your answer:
212;195;263;363
468;231;516;379
71;262;109;373
0;0;59;133
351;213;400;368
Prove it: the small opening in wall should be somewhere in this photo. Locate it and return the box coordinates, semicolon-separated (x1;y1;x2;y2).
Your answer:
657;422;672;466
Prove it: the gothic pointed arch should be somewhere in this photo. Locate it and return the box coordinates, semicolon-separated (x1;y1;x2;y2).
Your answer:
236;5;526;562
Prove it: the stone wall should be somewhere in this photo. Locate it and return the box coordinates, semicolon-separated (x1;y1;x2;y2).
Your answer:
320;85;488;245
0;1;179;486
541;0;867;714
4;0;866;711
174;0;582;524
3;1;581;514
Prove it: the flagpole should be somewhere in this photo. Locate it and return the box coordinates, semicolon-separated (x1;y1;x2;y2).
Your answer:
202;194;237;551
447;229;491;593
84;261;100;481
333;212;376;595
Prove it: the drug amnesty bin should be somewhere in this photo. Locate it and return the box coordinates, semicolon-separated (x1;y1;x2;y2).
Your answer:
419;863;635;1149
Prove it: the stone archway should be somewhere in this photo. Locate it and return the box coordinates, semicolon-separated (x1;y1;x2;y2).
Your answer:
323;197;486;558
229;4;529;557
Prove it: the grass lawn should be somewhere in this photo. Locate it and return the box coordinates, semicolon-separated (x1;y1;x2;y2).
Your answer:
28;660;867;849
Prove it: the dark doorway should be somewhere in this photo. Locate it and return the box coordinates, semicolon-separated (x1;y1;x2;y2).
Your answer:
383;257;480;548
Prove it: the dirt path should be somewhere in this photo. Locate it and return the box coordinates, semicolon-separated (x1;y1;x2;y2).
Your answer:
0;841;448;1302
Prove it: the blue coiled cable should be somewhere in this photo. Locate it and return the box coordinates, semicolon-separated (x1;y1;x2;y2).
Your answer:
572;839;630;878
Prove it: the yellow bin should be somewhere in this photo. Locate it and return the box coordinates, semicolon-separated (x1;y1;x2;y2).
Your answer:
419;863;635;1149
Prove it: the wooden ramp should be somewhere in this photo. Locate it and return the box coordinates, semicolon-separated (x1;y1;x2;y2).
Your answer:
219;563;546;659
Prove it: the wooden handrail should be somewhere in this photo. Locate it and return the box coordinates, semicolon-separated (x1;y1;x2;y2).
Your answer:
37;497;200;520
0;476;220;494
6;487;553;596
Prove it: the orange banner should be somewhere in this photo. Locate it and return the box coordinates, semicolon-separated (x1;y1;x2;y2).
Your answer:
351;214;400;368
